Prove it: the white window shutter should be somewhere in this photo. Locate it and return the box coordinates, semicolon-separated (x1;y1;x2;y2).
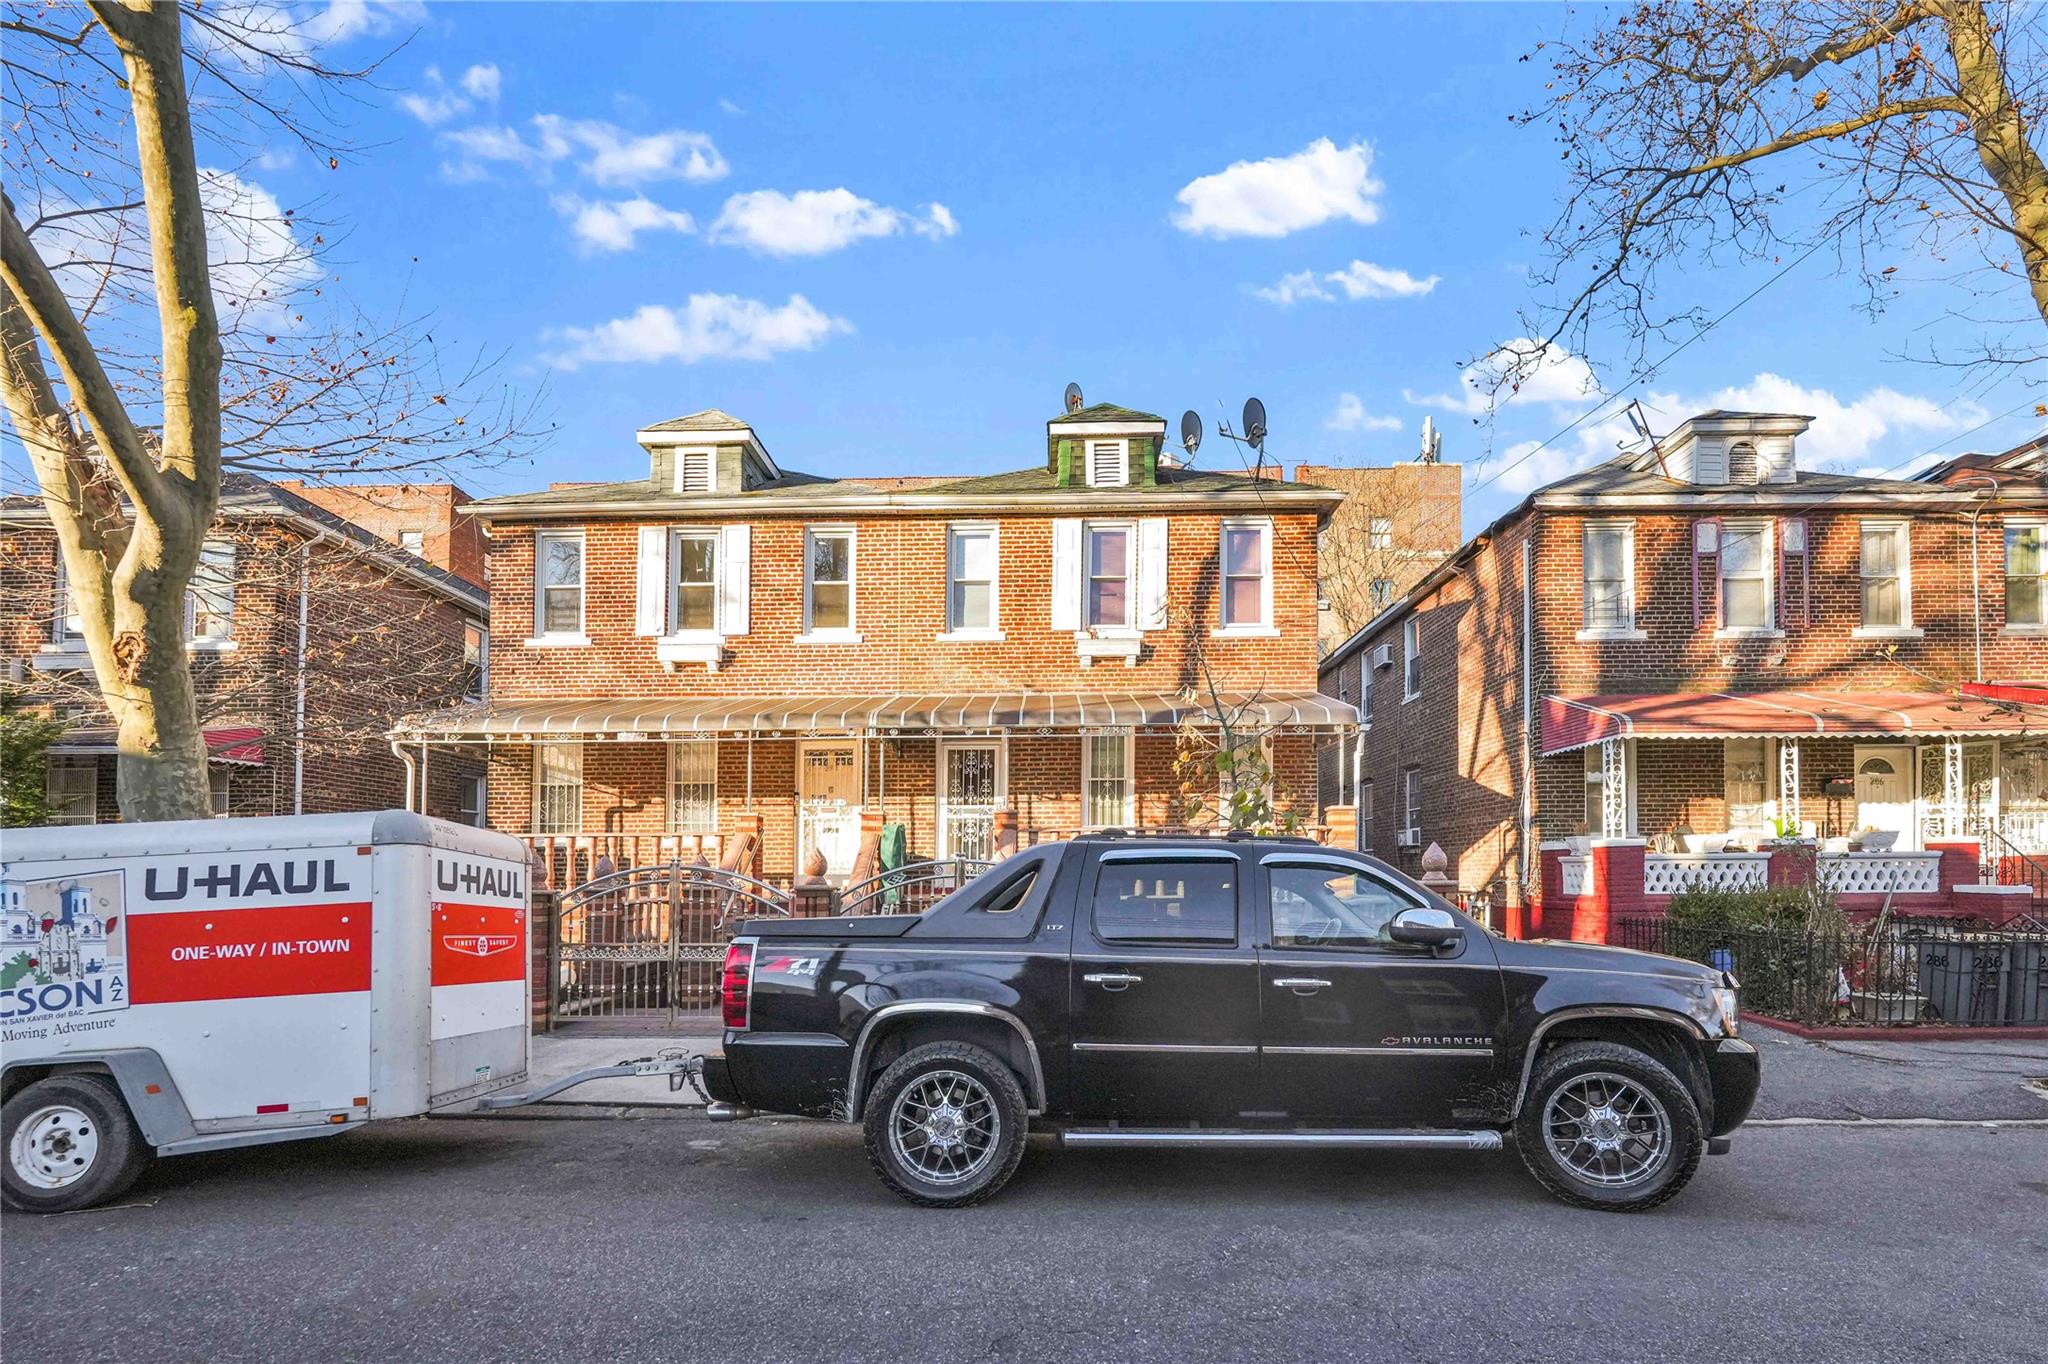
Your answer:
635;526;668;636
718;524;750;635
1050;519;1082;631
1137;517;1168;630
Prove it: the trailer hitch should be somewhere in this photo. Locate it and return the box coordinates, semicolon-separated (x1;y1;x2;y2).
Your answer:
475;1048;714;1110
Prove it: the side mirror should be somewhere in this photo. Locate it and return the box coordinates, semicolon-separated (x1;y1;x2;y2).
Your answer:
1388;906;1462;949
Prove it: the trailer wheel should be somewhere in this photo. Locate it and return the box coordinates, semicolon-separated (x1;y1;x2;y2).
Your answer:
3;1074;153;1214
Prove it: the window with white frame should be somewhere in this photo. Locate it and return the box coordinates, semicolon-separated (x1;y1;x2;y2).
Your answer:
461;623;487;701
805;528;855;633
672;530;720;632
457;774;486;827
48;757;97;824
1086;524;1131;629
1582;521;1635;631
1724;737;1769;832
669;740;717;834
1859;520;1910;628
1358;780;1374;852
51;551;84;646
1219;521;1270;628
1369;517;1393;551
1359;665;1373;724
209;768;232;817
1401;766;1421;843
534;743;583;835
186;539;236;642
2007;521;2044;627
948;525;998;633
534;531;584;636
1083;732;1134;829
1371;578;1394;609
1085;440;1129;488
1718;521;1772;630
1402;616;1422;700
398;529;425;556
675;449;714;494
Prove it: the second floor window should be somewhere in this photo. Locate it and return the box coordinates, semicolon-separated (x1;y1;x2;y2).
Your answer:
805;528;855;633
2009;522;2044;627
398;529;425;556
186;540;236;643
52;551;84;645
1402;616;1421;700
1719;521;1771;630
461;623;487;701
1859;521;1910;628
673;531;719;632
1582;521;1634;631
1371;578;1394;609
1369;517;1393;550
948;526;997;632
1219;521;1270;628
1087;524;1131;629
535;531;583;636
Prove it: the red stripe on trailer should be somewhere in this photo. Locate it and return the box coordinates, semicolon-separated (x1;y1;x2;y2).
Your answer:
128;902;372;1004
431;902;527;987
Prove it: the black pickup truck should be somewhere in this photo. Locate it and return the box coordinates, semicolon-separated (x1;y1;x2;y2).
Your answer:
700;834;1759;1212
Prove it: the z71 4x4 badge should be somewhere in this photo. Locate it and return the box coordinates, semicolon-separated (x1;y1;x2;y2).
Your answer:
759;954;823;979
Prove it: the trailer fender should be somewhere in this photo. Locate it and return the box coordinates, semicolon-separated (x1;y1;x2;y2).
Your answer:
2;1049;198;1151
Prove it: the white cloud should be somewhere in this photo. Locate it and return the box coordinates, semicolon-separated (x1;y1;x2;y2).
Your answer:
1325;394;1404;433
402;63;503;125
461;63;502;101
708;189;958;257
439;116;727;186
301;0;425;46
1172;138;1383;239
1254;258;1438;306
718;98;747;116
1704;373;1974;471
544;293;852;369
1407;338;1600;415
552;194;694;254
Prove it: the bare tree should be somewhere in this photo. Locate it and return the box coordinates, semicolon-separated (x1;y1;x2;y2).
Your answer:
1304;458;1462;649
1515;0;2048;381
2;3;537;820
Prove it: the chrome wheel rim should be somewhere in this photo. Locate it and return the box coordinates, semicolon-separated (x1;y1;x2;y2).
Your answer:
9;1103;101;1191
889;1069;999;1186
1542;1072;1671;1188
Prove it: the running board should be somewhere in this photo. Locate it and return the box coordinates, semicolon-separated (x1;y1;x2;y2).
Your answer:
1058;1128;1504;1151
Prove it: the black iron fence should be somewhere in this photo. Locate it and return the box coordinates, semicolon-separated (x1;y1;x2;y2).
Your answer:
1616;917;2048;1028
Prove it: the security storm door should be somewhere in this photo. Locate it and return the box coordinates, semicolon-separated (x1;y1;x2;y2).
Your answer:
1853;746;1915;849
938;741;1002;862
798;742;862;878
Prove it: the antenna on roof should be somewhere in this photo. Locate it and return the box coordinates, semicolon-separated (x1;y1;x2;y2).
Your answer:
1419;416;1442;464
1622;399;1672;478
1179;410;1204;461
1063;381;1084;414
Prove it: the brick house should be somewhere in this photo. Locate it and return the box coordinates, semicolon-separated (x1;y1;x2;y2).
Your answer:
1316;412;2048;929
394;403;1357;887
3;474;489;824
274;478;491;587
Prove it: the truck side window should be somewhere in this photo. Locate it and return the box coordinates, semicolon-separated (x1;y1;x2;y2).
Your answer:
1093;859;1236;944
1268;863;1416;950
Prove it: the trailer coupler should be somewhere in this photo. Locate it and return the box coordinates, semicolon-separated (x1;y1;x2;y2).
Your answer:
476;1049;712;1110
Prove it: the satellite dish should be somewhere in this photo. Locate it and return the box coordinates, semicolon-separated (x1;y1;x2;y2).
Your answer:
1064;382;1084;413
1180;410;1203;457
1242;397;1267;451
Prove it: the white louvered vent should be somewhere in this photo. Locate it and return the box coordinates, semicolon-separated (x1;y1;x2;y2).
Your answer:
1726;442;1759;486
676;450;714;493
1086;441;1129;488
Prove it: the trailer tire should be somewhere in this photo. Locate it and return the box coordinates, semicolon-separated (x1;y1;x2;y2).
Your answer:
862;1041;1028;1208
3;1074;154;1214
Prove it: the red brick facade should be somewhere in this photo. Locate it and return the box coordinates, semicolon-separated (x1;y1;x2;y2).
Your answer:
275;480;489;588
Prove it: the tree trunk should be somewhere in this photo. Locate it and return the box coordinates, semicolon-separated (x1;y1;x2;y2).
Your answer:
1945;0;2048;331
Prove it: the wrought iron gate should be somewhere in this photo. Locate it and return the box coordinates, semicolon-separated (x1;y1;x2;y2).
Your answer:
554;863;790;1027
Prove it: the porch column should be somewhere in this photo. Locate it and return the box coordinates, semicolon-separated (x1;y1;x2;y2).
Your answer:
1599;738;1626;839
1943;736;1964;839
1778;739;1801;835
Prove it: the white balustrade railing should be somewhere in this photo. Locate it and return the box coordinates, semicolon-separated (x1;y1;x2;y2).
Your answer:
1559;856;1589;897
1643;854;1769;896
1818;851;1941;895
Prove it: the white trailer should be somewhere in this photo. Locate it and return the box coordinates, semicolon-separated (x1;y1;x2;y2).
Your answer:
2;811;530;1213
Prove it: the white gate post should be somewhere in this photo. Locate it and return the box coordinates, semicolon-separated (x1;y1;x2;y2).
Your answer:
1600;737;1626;840
1778;739;1801;836
1943;736;1964;839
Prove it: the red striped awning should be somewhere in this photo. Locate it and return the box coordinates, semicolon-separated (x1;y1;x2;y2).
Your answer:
51;725;266;765
1540;690;2041;758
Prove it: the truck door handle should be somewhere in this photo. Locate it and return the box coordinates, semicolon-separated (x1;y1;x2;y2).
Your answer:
1083;972;1144;991
1272;977;1332;994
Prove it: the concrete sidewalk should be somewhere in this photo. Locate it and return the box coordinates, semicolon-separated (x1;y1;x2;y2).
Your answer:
486;1021;2048;1121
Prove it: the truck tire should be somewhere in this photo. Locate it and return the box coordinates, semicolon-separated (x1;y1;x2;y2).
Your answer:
4;1073;154;1215
1515;1040;1703;1213
862;1041;1028;1209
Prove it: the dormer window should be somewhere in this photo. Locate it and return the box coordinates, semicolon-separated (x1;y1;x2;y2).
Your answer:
1726;442;1759;485
1086;441;1129;488
675;449;714;493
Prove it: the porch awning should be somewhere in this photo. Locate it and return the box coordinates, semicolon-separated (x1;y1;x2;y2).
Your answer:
50;724;266;765
1541;690;2042;758
392;691;1357;741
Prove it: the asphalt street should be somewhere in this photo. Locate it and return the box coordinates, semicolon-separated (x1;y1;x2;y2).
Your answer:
4;1115;2043;1364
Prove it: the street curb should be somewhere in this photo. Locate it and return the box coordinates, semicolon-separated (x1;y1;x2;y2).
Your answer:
1743;1014;2048;1043
1745;1117;2048;1129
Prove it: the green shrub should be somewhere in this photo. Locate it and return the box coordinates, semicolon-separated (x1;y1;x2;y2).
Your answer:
1659;876;1850;1023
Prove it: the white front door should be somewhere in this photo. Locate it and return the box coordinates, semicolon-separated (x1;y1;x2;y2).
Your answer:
938;742;1002;861
798;742;862;878
1854;745;1916;849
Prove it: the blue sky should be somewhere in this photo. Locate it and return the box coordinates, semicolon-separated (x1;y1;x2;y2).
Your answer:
34;3;2048;530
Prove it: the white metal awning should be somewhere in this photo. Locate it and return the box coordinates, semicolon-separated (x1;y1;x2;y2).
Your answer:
392;691;1357;741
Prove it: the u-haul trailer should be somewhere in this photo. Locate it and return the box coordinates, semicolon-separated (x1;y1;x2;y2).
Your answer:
2;811;530;1213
